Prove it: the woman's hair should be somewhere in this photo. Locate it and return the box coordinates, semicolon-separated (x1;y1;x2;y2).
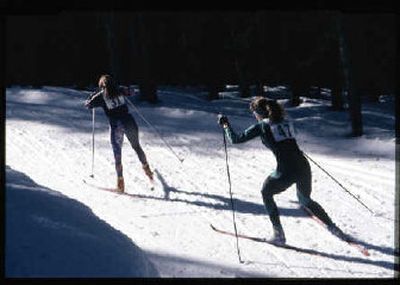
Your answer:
98;74;119;98
249;96;285;123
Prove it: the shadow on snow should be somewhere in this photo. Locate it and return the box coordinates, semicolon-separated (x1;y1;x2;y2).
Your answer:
5;165;159;277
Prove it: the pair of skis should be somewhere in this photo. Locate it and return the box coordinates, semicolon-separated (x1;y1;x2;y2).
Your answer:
83;170;156;195
210;224;325;256
211;206;370;257
84;172;369;257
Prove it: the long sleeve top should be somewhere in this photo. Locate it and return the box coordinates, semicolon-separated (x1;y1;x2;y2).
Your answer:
85;86;133;119
224;118;304;172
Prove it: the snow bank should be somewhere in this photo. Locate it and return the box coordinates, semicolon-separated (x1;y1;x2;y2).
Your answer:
5;165;159;277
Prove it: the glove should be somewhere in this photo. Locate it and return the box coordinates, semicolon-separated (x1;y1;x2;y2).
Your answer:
84;99;93;109
217;114;229;127
84;90;102;109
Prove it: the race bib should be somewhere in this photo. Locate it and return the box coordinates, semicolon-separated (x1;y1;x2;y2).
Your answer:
270;121;296;142
103;94;126;110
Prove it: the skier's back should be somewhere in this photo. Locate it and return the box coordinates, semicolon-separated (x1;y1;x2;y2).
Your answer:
218;97;346;244
85;74;153;192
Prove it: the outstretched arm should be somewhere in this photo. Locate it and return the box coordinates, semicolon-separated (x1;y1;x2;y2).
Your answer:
224;123;262;144
85;90;104;109
217;114;261;144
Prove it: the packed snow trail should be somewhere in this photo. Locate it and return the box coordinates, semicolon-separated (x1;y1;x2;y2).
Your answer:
5;86;397;277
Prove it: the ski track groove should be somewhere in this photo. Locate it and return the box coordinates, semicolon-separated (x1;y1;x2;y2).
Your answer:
314;161;393;204
7;127;69;183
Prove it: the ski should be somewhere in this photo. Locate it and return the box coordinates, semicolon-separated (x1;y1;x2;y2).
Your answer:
83;178;123;193
82;178;141;197
83;168;157;193
210;224;324;256
300;205;370;256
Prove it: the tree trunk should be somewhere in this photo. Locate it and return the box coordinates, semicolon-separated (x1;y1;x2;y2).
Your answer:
139;82;158;104
331;86;344;110
290;83;303;107
233;58;250;98
136;13;158;103
239;83;251;98
336;13;363;136
103;12;120;80
255;82;264;97
365;88;380;103
207;82;220;101
349;88;363;136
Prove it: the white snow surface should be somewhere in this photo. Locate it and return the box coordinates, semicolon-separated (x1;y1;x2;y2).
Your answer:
5;86;398;278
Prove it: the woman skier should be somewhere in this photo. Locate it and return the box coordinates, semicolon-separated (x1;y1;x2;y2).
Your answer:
217;97;347;244
85;74;153;193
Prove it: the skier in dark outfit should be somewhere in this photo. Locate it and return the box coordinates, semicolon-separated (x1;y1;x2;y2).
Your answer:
217;97;346;244
85;74;153;192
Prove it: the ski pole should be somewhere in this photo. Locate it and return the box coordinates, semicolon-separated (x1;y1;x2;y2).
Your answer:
125;98;185;163
222;128;243;264
85;89;102;178
90;108;95;178
302;152;375;215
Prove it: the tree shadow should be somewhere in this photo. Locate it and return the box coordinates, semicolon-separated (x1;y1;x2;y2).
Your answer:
6;86;394;161
6;98;103;134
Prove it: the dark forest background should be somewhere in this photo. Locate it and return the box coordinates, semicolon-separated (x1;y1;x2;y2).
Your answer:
5;10;397;136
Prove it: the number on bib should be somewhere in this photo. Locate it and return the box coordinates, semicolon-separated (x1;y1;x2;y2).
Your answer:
270;122;295;142
104;94;126;110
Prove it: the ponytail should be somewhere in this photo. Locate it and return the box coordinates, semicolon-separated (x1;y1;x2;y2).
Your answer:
250;97;285;123
266;100;285;123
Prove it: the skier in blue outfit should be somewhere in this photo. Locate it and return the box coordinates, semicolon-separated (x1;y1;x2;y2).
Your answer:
218;97;346;244
85;74;153;192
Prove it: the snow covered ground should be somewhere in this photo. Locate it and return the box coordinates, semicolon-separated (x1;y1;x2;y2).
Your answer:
5;86;398;278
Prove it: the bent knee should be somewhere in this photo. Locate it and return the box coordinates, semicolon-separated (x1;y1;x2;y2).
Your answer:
261;175;282;199
261;185;274;201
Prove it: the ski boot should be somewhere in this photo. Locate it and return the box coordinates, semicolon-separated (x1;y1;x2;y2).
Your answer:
269;226;286;245
117;176;125;193
142;163;154;181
